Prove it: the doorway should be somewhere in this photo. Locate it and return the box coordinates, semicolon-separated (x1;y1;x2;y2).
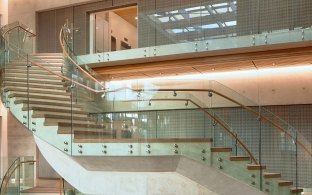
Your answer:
89;6;138;54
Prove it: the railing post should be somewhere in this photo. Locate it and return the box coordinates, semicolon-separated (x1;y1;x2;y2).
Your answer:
295;131;298;191
76;67;78;104
18;157;21;195
235;133;238;156
258;108;263;191
26;54;30;129
17;27;20;58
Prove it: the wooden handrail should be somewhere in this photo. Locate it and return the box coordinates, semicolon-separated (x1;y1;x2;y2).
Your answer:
123;98;258;164
2;25;36;37
59;24;106;90
1;160;36;195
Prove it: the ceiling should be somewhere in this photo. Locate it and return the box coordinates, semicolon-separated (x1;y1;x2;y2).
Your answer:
114;6;137;27
93;41;312;81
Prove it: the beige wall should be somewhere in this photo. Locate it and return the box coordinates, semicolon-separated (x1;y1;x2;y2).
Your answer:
109;11;137;50
0;0;8;26
0;103;8;178
8;0;98;32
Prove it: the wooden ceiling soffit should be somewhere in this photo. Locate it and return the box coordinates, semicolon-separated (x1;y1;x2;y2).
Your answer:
93;42;312;80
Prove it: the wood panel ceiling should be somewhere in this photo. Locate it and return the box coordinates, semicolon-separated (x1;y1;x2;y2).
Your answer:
114;6;137;27
93;41;312;81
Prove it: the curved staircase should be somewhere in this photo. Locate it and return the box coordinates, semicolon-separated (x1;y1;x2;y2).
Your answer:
0;22;309;195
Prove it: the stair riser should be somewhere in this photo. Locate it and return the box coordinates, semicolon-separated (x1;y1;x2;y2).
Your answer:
5;79;65;86
20;104;82;111
6;73;61;80
6;88;69;95
6;87;67;93
45;118;97;125
11;97;71;104
4;82;66;90
32;111;88;118
5;67;63;72
9;93;70;99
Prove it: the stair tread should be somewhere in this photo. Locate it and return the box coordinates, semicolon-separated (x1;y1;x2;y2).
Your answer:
6;69;61;74
263;172;281;178
45;122;102;128
21;186;60;193
6;73;60;79
10;94;70;101
58;129;112;135
4;82;66;90
32;113;95;121
247;164;266;170
23;106;87;114
290;187;304;193
229;156;250;161
6;66;62;71
211;147;232;152
6;88;69;96
278;180;293;186
31;53;62;56
5;78;64;85
15;100;80;108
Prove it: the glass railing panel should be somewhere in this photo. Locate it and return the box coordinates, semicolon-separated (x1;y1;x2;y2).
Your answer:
24;54;74;155
61;24;106;92
18;156;35;192
297;145;312;189
75;0;312;64
2;47;30;130
260;121;297;187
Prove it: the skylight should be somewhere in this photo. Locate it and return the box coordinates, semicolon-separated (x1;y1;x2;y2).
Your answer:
172;29;184;34
169;10;179;14
147;1;237;38
185;6;205;12
202;23;219;29
225;21;237;26
158;17;170;23
174;14;184;20
212;3;228;7
215;7;231;13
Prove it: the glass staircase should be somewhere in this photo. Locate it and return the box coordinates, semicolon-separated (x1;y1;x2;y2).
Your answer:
0;22;310;195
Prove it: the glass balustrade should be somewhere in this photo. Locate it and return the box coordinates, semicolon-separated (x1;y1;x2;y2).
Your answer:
74;0;312;65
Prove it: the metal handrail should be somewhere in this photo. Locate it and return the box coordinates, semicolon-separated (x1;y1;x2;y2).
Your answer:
0;159;36;195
